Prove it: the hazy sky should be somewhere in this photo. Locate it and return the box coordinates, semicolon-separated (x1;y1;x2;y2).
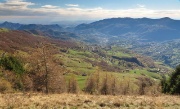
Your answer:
0;0;180;24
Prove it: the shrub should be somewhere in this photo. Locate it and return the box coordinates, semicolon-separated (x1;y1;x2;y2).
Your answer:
85;70;100;94
67;74;79;93
0;56;25;91
0;78;13;93
136;77;154;95
0;56;25;75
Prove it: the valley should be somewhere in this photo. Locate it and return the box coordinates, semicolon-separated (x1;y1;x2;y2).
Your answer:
1;17;180;68
0;29;169;94
1;0;180;108
73;17;180;68
0;17;180;108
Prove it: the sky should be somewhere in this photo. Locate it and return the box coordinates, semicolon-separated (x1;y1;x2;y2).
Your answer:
0;0;180;24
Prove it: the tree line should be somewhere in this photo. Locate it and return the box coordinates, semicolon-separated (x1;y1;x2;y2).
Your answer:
0;55;160;95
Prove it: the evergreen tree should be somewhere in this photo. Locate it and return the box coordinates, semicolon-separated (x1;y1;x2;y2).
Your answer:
161;65;180;94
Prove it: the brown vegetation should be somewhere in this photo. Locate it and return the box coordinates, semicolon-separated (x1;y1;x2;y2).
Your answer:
0;93;179;109
0;78;12;93
85;70;160;96
0;30;172;108
0;30;77;53
22;44;67;93
67;74;79;93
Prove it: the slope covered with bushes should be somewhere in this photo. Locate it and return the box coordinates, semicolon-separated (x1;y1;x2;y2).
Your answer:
0;29;170;95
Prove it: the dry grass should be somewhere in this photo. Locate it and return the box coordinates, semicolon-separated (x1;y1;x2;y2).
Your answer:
0;93;180;109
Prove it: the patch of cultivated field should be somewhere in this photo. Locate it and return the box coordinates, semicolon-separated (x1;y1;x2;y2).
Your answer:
0;93;180;109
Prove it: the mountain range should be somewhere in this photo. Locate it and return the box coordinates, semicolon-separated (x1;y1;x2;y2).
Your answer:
73;17;180;67
74;17;180;42
1;17;180;43
0;17;180;67
0;21;79;40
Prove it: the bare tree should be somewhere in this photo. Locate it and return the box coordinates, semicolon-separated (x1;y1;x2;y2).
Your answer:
27;43;66;94
67;74;79;93
85;73;96;94
111;75;117;95
100;73;109;95
137;77;154;95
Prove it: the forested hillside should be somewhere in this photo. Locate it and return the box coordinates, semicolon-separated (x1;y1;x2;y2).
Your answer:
0;29;170;95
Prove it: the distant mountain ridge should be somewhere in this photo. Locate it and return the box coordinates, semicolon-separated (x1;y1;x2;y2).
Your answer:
73;17;180;67
18;24;62;31
75;17;180;42
0;21;21;30
0;21;63;31
2;17;180;43
0;21;79;40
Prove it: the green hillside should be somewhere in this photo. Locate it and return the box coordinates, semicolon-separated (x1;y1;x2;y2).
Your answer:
0;30;171;94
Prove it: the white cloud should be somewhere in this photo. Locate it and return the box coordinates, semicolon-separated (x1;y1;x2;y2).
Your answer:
41;5;58;9
0;0;34;9
0;0;180;23
137;4;145;8
65;4;79;7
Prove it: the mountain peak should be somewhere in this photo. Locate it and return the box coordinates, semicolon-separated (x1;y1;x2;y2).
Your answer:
0;21;21;30
160;17;172;21
3;21;9;24
2;21;20;25
161;17;172;19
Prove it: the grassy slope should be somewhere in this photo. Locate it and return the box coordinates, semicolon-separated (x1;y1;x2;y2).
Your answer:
0;28;9;32
0;29;178;109
0;30;171;91
0;93;179;109
59;46;168;89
